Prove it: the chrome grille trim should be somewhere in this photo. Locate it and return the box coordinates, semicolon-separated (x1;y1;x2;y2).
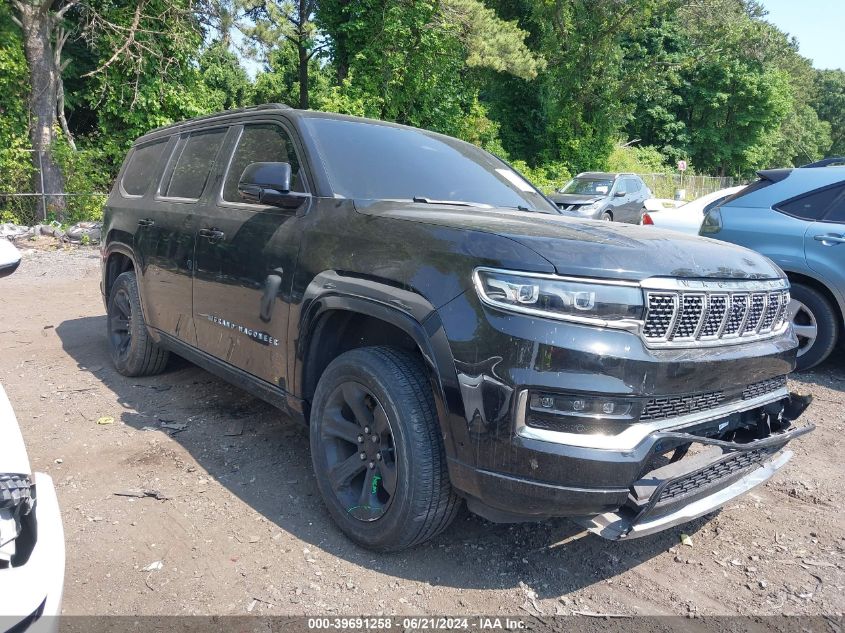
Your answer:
641;278;790;348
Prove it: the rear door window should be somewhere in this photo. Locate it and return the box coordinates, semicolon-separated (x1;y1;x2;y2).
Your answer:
775;183;845;221
161;129;227;200
121;140;169;197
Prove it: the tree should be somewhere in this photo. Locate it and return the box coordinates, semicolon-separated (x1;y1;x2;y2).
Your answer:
240;0;322;109
813;69;845;157
9;0;78;217
316;0;542;140
79;0;214;151
200;41;253;110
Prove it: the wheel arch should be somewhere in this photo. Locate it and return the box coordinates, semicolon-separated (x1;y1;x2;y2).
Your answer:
295;273;462;448
783;269;845;330
103;245;138;302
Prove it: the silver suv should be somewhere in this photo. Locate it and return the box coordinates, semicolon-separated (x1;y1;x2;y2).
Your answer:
550;172;651;223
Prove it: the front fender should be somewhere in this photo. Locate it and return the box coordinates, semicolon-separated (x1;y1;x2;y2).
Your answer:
293;271;465;457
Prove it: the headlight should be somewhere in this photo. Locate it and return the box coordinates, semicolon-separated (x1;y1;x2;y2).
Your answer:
473;268;644;326
578;201;602;213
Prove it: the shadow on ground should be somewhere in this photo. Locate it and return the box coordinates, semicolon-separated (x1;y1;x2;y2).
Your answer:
58;315;731;598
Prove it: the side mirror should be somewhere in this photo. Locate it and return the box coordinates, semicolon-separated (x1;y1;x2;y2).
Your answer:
614;190;626;197
238;162;309;209
0;241;21;279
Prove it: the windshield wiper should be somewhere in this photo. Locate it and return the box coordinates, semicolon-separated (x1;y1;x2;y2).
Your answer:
412;196;492;209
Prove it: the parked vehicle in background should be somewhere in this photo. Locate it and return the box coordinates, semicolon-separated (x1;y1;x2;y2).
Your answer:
0;242;65;633
550;172;651;223
0;239;21;277
641;186;745;234
701;161;845;370
101;105;811;550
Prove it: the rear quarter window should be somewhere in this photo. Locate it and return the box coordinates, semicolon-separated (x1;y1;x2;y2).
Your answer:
775;183;845;221
121;140;169;197
822;189;845;223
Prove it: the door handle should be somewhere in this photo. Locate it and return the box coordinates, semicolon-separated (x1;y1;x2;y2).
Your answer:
199;228;225;241
260;269;284;322
137;218;155;227
813;234;845;245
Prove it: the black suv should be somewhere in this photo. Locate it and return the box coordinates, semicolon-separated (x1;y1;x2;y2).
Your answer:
550;172;652;223
101;105;811;551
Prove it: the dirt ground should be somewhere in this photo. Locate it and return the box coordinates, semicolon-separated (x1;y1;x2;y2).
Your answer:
1;243;843;617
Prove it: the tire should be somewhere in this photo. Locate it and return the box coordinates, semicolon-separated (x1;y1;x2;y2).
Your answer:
601;211;613;222
107;271;170;377
309;346;461;551
788;282;838;371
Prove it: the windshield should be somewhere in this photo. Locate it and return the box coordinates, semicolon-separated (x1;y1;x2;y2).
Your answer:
303;117;557;213
560;178;613;196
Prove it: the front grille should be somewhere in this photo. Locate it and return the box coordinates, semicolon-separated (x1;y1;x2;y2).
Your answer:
656;448;773;504
640;376;787;422
742;375;788;400
643;281;789;346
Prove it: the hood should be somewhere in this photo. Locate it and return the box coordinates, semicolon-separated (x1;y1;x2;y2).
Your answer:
549;193;605;206
361;202;784;281
0;385;31;474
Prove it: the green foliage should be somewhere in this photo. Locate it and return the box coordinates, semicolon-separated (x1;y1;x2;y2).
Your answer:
4;0;841;222
813;69;845;157
83;0;214;146
199;41;254;110
0;4;29;151
606;144;671;174
509;160;570;194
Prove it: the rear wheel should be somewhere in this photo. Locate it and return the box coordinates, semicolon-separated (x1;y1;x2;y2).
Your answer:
107;271;169;376
788;282;838;371
310;347;460;551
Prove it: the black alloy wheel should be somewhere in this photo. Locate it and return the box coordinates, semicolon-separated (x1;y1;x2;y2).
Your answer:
108;286;133;362
320;381;398;521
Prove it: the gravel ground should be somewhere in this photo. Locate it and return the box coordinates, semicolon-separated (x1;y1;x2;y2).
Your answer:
1;243;843;617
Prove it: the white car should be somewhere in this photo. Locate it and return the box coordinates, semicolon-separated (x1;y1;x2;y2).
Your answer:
0;239;21;276
641;186;746;234
0;241;65;632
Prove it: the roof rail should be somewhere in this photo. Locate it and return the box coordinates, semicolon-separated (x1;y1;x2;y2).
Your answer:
799;156;845;168
140;103;293;139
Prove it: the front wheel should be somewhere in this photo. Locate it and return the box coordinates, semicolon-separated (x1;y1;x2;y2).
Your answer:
601;211;613;221
788;282;838;371
309;347;460;551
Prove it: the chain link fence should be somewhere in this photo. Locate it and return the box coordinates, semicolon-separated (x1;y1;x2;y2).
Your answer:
0;192;108;227
640;173;737;201
0;148;108;226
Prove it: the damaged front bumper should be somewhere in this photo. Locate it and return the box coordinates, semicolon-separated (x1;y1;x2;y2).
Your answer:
572;419;813;540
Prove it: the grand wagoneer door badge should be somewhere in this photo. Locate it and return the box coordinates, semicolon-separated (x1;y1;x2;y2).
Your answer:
204;314;280;346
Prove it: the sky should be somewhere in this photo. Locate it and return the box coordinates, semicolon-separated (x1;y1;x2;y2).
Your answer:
761;0;845;70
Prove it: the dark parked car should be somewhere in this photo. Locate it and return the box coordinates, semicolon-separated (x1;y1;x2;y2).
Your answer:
101;104;811;551
550;172;652;223
701;159;845;370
